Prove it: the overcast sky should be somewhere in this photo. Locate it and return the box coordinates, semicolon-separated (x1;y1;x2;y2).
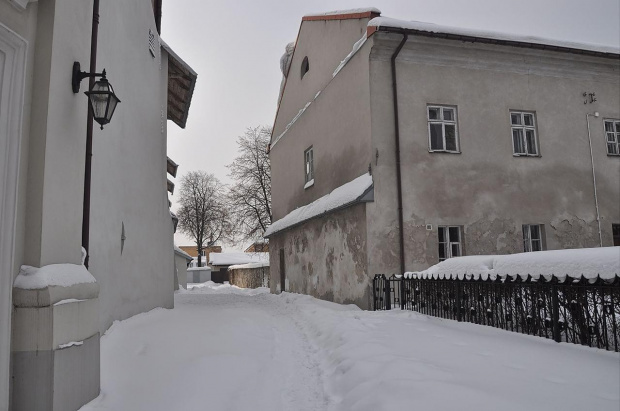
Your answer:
164;0;620;249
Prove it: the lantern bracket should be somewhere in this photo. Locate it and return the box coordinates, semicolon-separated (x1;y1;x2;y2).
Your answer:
72;61;107;93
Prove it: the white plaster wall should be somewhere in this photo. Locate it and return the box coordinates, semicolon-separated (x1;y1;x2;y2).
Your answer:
89;0;174;333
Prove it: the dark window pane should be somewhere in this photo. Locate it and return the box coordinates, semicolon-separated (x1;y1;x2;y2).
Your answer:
438;227;446;243
511;113;521;125
438;243;446;260
443;108;454;121
448;226;460;241
451;244;461;257
445;125;457;151
428;107;440;120
605;121;615;132
607;132;616;142
526;130;537;155
615;122;620;132
513;129;525;154
530;225;541;241
608;143;618;155
523;114;534;126
531;239;542;252
430;123;443;150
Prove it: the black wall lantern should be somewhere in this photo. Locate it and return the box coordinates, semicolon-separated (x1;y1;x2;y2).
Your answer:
72;61;120;129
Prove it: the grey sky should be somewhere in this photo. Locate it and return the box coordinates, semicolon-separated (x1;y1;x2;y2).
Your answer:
165;0;620;249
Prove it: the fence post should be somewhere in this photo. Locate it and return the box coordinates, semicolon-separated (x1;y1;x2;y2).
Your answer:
372;275;377;311
385;276;391;311
552;282;561;343
400;275;405;310
456;281;462;322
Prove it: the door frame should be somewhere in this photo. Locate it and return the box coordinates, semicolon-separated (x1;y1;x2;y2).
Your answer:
0;21;27;411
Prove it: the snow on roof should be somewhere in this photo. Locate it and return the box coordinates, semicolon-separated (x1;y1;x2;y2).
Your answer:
14;264;97;290
209;252;269;266
406;247;620;282
264;173;373;237
174;245;192;260
304;7;381;18
369;17;620;56
228;261;270;270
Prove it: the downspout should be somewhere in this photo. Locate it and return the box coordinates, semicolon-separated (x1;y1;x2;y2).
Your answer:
586;112;603;247
391;33;408;275
82;0;100;268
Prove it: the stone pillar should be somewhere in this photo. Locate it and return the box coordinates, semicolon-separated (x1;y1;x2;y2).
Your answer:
11;266;100;411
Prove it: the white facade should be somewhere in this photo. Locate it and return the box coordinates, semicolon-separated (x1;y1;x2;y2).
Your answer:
0;1;195;409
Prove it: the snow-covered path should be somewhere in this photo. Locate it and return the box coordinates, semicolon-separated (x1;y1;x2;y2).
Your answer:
81;283;620;411
81;283;328;411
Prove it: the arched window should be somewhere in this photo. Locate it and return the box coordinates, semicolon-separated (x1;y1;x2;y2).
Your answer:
301;56;309;79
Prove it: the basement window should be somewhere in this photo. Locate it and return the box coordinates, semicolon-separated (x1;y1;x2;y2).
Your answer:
301;56;310;79
438;226;462;262
428;105;459;153
523;224;544;252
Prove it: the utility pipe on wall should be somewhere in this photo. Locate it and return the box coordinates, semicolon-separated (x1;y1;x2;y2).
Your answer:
391;34;408;275
82;0;99;268
586;112;603;247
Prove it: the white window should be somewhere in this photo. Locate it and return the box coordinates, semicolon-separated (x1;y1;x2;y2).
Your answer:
604;119;620;155
438;226;462;262
428;106;459;152
523;224;544;252
304;146;314;185
511;111;538;156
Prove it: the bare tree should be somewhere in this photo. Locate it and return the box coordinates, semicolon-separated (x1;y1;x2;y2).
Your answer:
227;126;272;243
177;171;232;267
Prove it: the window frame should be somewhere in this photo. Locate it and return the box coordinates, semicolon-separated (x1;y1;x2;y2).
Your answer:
438;226;463;262
427;105;460;154
603;119;620;156
510;111;539;157
304;146;314;186
523;224;545;252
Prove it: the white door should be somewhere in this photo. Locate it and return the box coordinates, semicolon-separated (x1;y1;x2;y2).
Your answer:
0;22;27;411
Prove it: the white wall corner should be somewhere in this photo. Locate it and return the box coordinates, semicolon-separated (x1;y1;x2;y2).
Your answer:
8;0;37;11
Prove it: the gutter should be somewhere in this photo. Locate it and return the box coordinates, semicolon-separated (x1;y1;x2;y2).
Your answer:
391;34;408;275
586;113;603;247
82;0;100;268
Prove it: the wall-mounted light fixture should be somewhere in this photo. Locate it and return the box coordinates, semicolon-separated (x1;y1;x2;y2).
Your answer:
72;61;121;129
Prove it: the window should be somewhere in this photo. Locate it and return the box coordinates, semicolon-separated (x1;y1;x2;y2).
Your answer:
523;224;544;252
304;147;314;185
604;120;620;155
613;224;620;246
428;106;459;152
438;226;462;262
511;111;538;156
301;56;310;79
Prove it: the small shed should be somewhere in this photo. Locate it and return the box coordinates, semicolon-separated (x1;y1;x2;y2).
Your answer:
228;262;270;289
209;252;269;283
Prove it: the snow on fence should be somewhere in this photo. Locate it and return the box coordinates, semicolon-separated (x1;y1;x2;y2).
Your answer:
373;273;620;352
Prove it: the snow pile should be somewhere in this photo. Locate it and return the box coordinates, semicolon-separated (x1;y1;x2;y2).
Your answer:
14;264;96;290
369;17;620;55
304;7;381;18
81;284;619;411
333;34;367;77
406;247;620;281
228;261;269;270
264;173;373;237
209;252;268;266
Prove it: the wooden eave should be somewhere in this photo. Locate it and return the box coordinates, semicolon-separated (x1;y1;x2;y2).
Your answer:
161;40;197;129
166;157;178;177
167;179;175;194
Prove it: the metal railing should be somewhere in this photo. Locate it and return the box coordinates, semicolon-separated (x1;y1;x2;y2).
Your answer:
373;273;620;351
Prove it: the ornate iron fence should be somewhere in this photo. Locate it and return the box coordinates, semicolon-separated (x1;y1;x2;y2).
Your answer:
373;273;620;352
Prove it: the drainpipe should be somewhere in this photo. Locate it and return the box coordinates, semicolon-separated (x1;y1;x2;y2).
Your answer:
586;112;603;247
391;34;408;275
82;0;100;268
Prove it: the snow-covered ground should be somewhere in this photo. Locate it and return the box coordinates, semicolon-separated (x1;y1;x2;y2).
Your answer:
80;283;619;411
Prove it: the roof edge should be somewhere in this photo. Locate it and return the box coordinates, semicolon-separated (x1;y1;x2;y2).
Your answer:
303;10;381;22
375;26;620;59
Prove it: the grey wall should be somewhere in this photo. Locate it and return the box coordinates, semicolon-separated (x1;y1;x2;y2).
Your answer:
269;203;370;309
270;17;374;220
174;254;189;289
368;32;620;273
89;0;174;333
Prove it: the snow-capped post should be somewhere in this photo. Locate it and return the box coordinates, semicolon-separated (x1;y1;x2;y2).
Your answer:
551;277;561;343
400;275;405;310
385;276;391;310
